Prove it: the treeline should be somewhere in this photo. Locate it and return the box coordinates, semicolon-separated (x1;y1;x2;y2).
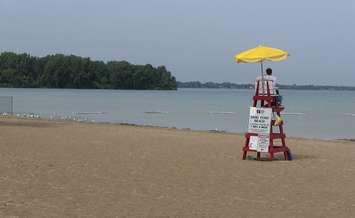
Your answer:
0;52;177;90
277;84;355;91
177;81;253;89
177;81;355;91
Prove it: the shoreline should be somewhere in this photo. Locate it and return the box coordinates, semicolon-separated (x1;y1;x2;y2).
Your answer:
1;115;353;142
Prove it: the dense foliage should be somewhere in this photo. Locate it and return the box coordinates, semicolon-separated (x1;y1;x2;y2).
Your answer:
0;52;177;90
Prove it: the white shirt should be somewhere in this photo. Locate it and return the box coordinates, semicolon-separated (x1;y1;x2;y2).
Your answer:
255;74;277;95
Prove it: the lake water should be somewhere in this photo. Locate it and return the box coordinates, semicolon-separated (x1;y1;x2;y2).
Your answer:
0;88;354;139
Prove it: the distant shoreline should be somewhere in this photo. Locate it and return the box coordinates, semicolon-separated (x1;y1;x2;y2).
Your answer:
177;81;355;91
1;86;354;91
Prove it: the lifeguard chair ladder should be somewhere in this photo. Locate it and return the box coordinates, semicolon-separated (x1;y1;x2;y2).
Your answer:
242;80;291;160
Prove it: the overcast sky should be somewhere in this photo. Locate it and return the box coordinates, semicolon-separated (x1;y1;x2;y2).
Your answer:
0;0;354;85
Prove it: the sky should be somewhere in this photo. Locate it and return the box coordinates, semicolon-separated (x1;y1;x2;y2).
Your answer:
0;0;354;85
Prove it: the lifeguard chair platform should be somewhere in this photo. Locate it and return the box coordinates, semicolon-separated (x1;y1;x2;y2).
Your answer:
242;80;291;160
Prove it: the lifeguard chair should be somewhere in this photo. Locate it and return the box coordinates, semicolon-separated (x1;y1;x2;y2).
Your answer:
242;79;291;160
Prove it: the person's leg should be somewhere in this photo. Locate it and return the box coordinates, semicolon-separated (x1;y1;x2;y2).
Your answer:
276;95;283;106
275;89;282;106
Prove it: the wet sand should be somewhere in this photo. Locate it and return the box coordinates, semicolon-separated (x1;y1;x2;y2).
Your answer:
0;118;354;217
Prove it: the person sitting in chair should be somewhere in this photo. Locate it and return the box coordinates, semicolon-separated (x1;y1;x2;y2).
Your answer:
255;68;282;106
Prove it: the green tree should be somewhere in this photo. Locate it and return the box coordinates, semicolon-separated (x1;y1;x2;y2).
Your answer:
0;52;177;90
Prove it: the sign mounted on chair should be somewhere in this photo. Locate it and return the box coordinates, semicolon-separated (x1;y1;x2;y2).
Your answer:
249;134;270;152
248;107;272;134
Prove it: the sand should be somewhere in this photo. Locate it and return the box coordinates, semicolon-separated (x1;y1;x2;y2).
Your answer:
0;118;354;217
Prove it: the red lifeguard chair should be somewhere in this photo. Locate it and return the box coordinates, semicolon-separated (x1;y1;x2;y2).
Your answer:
242;80;291;160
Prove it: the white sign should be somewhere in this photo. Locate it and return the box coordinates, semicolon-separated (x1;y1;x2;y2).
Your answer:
248;134;269;152
249;136;258;150
257;134;269;152
248;107;272;134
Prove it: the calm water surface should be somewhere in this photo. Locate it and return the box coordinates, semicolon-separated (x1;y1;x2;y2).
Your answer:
1;88;354;139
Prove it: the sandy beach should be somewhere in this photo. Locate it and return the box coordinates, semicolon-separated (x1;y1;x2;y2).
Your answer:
0;118;354;217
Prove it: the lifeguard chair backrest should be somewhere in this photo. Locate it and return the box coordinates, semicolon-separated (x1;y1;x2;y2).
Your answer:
255;79;276;96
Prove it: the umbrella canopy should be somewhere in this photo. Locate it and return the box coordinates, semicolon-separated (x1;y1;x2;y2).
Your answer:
234;45;289;93
234;45;289;63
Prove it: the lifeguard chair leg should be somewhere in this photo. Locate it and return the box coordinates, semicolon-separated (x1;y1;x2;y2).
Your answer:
242;137;250;160
269;151;274;161
284;151;288;160
242;151;247;160
268;140;274;160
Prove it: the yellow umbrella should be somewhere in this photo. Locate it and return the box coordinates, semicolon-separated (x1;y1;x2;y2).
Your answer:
234;45;289;63
234;45;289;84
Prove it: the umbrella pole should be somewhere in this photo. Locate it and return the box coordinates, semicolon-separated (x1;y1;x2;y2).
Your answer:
260;61;264;94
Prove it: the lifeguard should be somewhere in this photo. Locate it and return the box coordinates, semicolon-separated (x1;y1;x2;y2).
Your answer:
255;68;282;106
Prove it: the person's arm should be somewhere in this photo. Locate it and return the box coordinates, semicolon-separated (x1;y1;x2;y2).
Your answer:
273;76;277;85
